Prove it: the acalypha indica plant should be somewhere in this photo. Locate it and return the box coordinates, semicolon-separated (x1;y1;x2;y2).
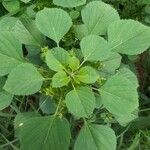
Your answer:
0;0;150;150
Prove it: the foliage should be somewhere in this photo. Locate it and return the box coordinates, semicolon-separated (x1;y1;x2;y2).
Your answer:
0;0;150;150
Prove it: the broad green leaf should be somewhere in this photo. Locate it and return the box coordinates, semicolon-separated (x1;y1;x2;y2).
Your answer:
80;35;110;61
115;113;138;127
4;63;43;95
0;17;44;46
100;70;139;115
74;123;116;150
53;0;86;8
0;77;13;110
100;52;121;76
2;0;20;12
117;67;139;88
46;47;70;72
0;91;13;110
13;18;44;46
0;31;24;76
65;86;95;118
82;1;120;35
14;112;40;131
74;24;88;40
0;17;18;31
36;8;72;44
14;112;41;138
108;19;150;55
76;66;99;84
52;71;70;88
18;116;71;150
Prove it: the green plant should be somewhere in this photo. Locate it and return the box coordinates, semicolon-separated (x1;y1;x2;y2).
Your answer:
0;0;150;150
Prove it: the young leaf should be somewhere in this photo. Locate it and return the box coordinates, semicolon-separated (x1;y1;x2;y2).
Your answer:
52;71;70;88
52;47;71;66
76;66;99;84
65;87;95;118
74;123;116;150
80;35;110;62
36;8;72;44
4;63;43;95
46;47;71;72
81;1;120;35
0;77;13;110
0;31;24;76
69;56;80;71
46;50;65;72
100;69;139;115
18;116;71;150
108;19;150;55
53;0;86;8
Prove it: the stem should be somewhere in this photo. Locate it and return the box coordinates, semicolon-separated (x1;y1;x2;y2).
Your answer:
0;133;19;150
0;139;19;149
57;42;60;48
78;59;86;69
139;108;150;112
83;118;87;124
36;97;49;113
0;112;15;118
118;134;124;149
44;78;52;81
54;98;63;116
117;125;130;138
91;87;99;92
71;81;75;90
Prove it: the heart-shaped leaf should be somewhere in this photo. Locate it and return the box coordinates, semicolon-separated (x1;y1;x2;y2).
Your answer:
108;19;150;55
36;8;72;44
4;63;43;95
65;86;96;118
82;1;120;35
74;123;116;150
53;0;86;8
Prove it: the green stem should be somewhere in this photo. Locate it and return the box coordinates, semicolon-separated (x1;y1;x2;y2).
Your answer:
139;108;150;112
54;98;63;116
44;78;52;81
